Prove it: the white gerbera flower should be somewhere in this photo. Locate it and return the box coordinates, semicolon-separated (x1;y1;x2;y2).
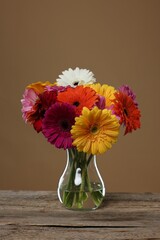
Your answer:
56;67;96;87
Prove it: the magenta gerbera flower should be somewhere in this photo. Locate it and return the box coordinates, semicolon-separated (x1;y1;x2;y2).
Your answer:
42;103;76;149
96;95;106;109
45;85;66;92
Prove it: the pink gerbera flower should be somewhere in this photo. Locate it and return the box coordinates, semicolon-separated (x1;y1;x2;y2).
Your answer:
21;88;38;122
42;103;76;149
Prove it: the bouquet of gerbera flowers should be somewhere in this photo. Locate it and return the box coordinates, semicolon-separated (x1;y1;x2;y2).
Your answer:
21;67;141;210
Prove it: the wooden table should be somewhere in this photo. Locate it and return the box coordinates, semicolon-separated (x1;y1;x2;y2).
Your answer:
0;191;160;239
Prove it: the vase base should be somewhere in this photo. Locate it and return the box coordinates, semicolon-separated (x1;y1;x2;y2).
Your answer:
59;184;105;210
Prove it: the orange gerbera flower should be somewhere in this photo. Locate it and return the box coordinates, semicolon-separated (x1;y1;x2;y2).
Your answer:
27;81;55;94
57;86;98;115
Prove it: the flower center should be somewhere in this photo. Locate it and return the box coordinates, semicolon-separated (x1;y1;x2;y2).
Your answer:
73;101;80;107
60;120;69;131
124;108;128;116
90;125;99;134
73;81;79;86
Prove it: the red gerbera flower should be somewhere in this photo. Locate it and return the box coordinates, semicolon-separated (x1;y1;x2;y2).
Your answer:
57;86;98;115
112;92;141;135
27;90;57;132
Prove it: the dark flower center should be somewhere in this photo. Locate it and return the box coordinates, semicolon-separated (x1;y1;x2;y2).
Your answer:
60;120;70;131
73;101;80;107
124;108;128;116
31;101;45;120
73;81;79;86
91;125;99;134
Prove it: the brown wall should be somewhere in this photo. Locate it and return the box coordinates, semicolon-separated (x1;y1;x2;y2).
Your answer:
0;0;160;192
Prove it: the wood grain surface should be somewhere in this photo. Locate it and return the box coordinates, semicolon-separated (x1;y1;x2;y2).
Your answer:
0;191;160;239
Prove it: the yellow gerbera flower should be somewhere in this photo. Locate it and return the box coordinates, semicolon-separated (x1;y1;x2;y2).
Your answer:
89;83;116;107
71;107;120;155
27;81;55;94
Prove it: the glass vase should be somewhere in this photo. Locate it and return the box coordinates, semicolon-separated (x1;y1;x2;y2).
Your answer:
57;148;105;210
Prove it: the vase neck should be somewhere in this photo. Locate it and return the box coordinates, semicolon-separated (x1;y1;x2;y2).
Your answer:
67;148;95;166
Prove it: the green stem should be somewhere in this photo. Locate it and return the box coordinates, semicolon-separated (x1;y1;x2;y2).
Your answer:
87;154;93;166
80;159;87;192
80;157;93;193
62;149;76;207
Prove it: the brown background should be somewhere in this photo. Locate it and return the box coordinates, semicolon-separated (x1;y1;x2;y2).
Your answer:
0;0;160;192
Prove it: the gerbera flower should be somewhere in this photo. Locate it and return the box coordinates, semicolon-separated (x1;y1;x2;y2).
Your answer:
27;81;54;94
57;86;98;115
29;90;57;131
45;85;66;93
21;88;57;132
96;96;106;110
71;107;120;155
112;91;141;135
21;88;38;122
89;83;116;108
119;85;138;106
21;81;54;123
42;103;76;149
56;67;96;87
